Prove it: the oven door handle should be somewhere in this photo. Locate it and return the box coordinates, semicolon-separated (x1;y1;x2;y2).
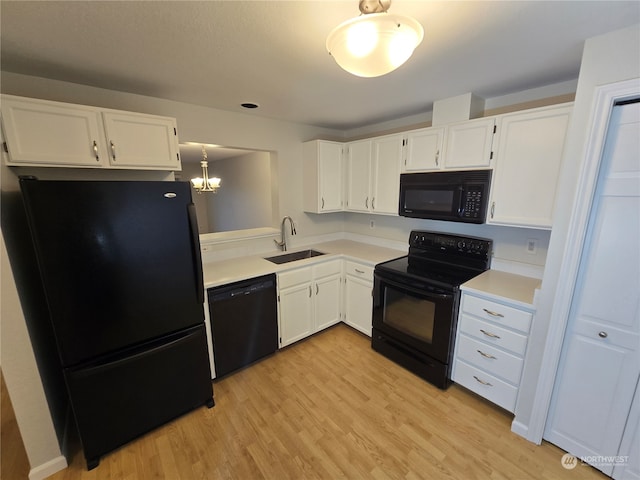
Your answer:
376;274;454;300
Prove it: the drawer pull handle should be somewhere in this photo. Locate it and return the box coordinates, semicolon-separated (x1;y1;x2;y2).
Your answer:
483;308;504;318
598;331;608;338
473;375;493;387
480;329;501;339
477;350;497;360
355;268;365;274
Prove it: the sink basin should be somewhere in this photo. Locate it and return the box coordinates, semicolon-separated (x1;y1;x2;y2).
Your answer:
264;249;326;264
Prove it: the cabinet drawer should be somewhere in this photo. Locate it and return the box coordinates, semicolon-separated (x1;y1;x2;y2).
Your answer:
453;359;518;412
345;261;373;279
277;268;312;289
456;334;524;385
458;314;528;355
313;259;342;278
462;294;532;334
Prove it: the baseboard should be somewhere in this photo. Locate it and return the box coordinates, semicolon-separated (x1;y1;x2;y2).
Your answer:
511;419;540;444
29;455;67;480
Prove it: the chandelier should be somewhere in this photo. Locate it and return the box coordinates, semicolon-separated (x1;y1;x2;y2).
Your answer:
190;146;221;193
326;0;423;78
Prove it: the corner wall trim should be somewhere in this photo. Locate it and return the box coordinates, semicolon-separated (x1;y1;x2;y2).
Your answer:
29;455;68;480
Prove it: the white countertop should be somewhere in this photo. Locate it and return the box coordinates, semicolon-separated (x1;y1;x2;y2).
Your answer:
461;269;542;308
202;240;405;288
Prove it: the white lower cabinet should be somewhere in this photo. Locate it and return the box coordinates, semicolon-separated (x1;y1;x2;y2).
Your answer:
343;261;374;336
452;291;533;412
277;260;342;347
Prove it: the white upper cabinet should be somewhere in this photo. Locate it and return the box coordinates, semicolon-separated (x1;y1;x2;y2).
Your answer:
402;126;445;171
1;94;181;171
345;139;373;212
302;140;344;213
488;104;572;229
371;134;403;214
442;117;496;169
1;95;108;167
102;111;179;170
346;135;402;215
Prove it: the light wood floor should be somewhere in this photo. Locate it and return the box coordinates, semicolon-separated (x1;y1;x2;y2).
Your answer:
7;324;606;479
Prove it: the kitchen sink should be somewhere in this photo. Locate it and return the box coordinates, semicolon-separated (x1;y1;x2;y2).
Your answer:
264;249;326;264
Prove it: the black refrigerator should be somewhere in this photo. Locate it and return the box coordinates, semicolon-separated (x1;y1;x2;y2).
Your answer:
19;178;214;470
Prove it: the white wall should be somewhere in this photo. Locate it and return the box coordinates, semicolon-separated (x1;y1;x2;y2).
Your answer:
514;23;640;438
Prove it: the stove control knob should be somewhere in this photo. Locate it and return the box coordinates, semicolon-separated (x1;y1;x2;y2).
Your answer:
457;241;466;249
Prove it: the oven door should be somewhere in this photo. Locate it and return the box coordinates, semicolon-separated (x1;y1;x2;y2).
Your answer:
372;272;456;365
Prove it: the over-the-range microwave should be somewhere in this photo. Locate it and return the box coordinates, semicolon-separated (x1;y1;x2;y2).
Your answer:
398;169;492;224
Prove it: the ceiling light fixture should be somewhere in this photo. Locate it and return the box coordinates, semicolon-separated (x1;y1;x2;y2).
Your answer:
326;0;423;78
190;146;221;194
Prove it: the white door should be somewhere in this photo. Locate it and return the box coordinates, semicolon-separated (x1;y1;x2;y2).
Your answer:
442;117;495;169
403;127;444;171
1;95;107;167
102;112;179;170
371;135;402;215
318;141;344;212
344;275;373;337
346;140;372;212
279;283;313;347
314;273;342;332
544;101;640;476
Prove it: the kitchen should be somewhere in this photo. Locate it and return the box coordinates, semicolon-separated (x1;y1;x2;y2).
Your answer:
1;2;639;479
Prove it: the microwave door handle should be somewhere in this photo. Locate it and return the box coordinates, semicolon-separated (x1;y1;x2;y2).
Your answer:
457;187;465;217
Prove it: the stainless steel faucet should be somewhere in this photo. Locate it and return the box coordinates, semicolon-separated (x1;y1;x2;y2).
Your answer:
274;216;296;251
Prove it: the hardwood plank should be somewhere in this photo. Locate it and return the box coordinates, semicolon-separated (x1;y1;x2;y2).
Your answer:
35;324;608;479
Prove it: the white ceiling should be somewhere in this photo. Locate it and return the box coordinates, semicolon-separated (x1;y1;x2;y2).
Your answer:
1;1;639;131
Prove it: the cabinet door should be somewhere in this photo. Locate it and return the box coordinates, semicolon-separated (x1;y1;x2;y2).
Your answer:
278;282;313;347
443;117;495;169
345;140;372;212
488;105;571;228
318;141;344;212
403;127;444;171
102;112;180;170
1;95;107;167
344;275;373;337
314;273;342;332
371;135;402;215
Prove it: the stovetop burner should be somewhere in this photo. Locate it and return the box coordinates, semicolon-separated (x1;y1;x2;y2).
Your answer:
375;230;493;290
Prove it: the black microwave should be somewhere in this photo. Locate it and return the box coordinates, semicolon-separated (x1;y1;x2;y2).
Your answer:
399;170;492;223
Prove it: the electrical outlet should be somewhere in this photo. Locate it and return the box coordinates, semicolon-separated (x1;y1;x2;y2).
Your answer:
526;239;537;255
369;219;375;229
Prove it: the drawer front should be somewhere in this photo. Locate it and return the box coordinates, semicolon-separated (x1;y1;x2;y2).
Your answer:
313;259;342;279
458;314;528;355
345;261;373;279
453;359;518;412
462;294;532;334
277;268;312;289
456;334;524;385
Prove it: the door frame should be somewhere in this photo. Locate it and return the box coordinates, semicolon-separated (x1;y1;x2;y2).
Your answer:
528;78;640;443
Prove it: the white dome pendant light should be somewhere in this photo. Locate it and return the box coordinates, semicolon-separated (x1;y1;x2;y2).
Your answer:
326;0;424;78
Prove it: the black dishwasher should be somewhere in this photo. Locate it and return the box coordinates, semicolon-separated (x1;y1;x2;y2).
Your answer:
207;274;278;378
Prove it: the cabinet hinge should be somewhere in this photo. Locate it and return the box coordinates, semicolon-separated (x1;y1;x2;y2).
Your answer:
174;127;177;136
490;151;494;160
493;125;497;134
2;142;8;153
176;153;180;162
277;294;280;302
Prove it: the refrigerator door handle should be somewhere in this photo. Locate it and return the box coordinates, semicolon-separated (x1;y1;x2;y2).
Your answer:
187;203;205;304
